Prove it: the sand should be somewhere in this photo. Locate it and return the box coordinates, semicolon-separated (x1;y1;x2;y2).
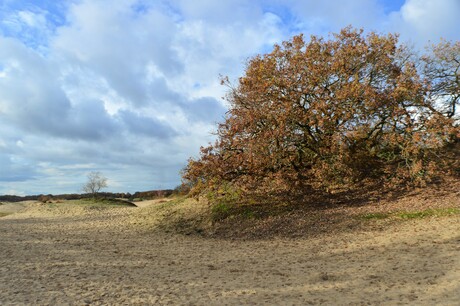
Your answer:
0;201;459;305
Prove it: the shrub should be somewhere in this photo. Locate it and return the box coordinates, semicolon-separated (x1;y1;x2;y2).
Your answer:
39;195;51;203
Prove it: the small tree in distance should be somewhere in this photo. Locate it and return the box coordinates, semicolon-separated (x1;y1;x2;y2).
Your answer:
82;171;108;198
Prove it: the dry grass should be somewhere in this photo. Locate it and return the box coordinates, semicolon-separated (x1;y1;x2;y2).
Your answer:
143;179;460;240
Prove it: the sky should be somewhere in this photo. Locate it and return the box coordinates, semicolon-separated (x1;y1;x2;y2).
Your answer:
0;0;459;195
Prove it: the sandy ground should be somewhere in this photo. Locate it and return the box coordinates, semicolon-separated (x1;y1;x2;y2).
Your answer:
0;201;459;305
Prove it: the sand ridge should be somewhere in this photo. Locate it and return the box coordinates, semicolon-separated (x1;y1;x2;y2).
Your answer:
0;201;459;305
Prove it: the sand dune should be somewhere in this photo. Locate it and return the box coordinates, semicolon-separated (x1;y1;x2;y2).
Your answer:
0;201;34;215
0;201;459;305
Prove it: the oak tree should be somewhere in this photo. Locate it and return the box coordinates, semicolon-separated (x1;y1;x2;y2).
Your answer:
184;27;459;202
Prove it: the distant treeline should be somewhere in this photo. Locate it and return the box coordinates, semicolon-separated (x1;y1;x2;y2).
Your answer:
0;189;175;202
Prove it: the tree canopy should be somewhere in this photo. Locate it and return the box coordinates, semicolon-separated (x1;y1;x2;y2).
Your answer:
184;27;459;202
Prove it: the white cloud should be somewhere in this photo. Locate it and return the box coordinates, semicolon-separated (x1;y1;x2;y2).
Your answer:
172;0;263;24
0;154;38;183
53;0;183;106
389;0;460;45
17;10;46;28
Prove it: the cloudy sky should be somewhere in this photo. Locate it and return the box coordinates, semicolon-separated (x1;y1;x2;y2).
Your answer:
0;0;459;195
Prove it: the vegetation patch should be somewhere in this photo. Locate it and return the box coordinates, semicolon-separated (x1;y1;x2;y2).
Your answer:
211;202;233;221
360;212;390;220
129;197;211;235
359;207;460;221
398;211;433;219
397;208;460;219
67;198;137;207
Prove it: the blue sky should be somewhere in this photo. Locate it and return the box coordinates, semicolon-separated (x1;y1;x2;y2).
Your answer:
0;0;459;195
